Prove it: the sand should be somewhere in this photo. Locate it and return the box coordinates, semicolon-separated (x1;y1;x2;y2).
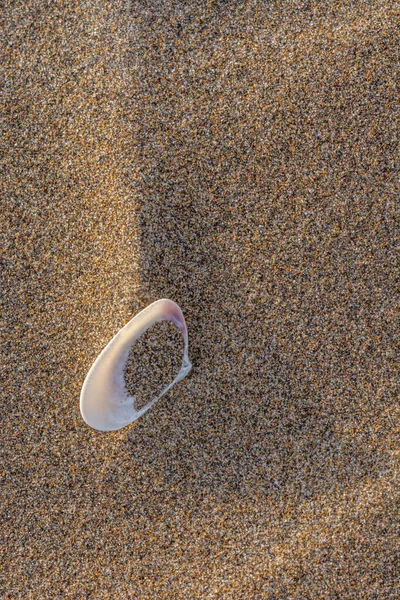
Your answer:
2;1;399;598
124;320;184;411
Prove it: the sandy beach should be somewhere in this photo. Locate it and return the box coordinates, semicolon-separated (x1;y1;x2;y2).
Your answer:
2;1;399;598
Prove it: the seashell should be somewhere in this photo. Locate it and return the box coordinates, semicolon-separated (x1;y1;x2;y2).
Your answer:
80;299;192;431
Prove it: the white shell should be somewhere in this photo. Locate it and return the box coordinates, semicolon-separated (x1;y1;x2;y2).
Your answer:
80;299;192;431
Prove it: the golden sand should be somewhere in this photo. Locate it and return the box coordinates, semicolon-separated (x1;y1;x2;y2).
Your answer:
2;1;398;597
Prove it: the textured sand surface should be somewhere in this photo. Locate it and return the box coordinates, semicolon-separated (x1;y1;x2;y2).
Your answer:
124;321;184;410
2;1;399;598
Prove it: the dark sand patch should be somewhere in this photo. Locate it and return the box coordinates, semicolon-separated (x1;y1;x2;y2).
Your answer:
124;321;184;411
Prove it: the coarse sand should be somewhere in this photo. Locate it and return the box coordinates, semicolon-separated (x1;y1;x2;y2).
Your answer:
2;1;399;598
